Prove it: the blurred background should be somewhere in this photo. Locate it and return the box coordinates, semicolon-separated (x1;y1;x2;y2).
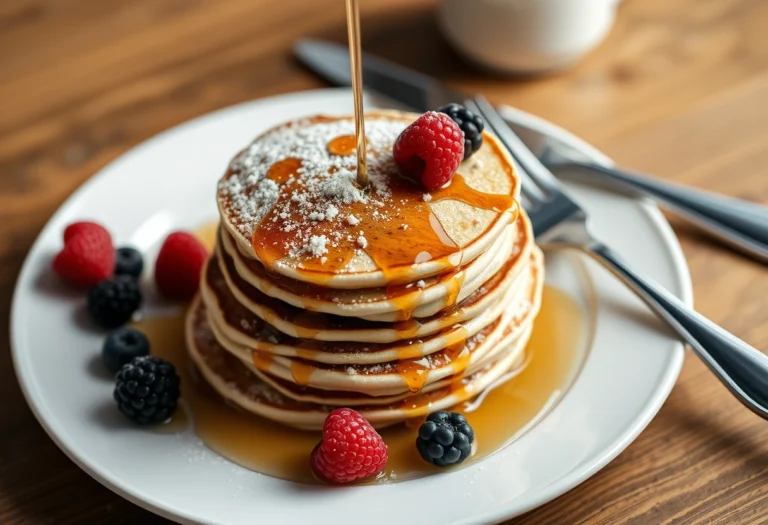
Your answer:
2;0;766;203
3;0;767;264
4;0;767;224
2;0;768;523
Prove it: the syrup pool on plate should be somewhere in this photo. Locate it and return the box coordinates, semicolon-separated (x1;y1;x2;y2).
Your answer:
137;222;586;484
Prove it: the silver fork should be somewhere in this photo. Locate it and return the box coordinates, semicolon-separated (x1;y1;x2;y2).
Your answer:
468;95;768;420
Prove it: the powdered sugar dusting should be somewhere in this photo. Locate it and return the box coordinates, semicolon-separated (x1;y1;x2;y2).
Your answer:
306;235;328;257
218;117;406;262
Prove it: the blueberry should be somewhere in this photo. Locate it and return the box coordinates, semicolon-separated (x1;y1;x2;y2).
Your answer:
102;327;150;374
115;246;144;279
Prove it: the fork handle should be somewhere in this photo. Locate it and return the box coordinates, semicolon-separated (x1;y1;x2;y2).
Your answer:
584;241;768;419
567;162;768;262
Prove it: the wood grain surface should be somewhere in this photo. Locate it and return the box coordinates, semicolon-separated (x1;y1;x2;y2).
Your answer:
2;0;768;523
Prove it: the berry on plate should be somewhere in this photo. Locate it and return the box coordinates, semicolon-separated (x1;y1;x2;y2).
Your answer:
87;275;142;329
114;356;180;425
393;111;465;190
416;411;474;466
154;232;208;300
63;221;111;244
438;103;484;160
311;408;388;484
115;246;144;279
102;327;150;374
53;221;114;288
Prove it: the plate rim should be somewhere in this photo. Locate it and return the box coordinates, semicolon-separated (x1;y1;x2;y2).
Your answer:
474;103;692;523
10;88;692;525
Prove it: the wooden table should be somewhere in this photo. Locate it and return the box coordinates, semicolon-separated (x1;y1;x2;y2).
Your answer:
2;0;767;522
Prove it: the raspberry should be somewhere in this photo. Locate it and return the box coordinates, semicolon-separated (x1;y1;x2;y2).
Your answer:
53;221;114;288
154;232;209;300
63;221;110;244
310;408;388;484
393;111;465;190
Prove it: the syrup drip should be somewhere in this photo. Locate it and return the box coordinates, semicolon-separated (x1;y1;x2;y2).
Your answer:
431;173;515;214
395;343;429;362
295;346;319;361
444;270;465;308
392;318;423;339
385;282;423;321
444;327;471;375
290;360;316;386
327;135;365;156
290;311;328;339
252;350;273;370
394;359;430;393
249;145;517;281
266;157;302;184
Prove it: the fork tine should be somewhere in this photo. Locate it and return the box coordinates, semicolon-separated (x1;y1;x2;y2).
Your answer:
470;95;563;195
516;165;547;207
520;192;536;212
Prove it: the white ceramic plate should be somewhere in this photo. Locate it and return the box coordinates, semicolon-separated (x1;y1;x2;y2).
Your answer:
11;89;691;525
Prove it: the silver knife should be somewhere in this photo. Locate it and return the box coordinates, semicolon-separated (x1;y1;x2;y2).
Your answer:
294;38;768;262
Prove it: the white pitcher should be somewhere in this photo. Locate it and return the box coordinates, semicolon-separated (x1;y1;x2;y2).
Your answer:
438;0;620;74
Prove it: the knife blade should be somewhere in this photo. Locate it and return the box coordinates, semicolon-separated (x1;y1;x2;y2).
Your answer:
294;38;588;163
295;38;768;263
294;38;468;113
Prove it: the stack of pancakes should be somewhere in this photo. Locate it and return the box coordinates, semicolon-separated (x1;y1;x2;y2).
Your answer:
186;111;544;430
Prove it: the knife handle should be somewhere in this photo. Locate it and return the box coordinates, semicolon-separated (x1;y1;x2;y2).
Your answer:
565;161;768;262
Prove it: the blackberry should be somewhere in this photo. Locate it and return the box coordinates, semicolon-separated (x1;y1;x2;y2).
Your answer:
87;275;142;329
416;411;474;466
437;103;484;160
114;356;180;425
102;327;150;374
114;246;144;279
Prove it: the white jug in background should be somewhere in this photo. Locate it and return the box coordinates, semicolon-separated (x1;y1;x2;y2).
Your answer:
438;0;619;75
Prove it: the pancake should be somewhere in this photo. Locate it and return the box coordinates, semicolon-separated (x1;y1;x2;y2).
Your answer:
217;111;519;289
219;218;523;322
203;248;527;346
247;323;534;408
210;248;542;398
201;249;535;363
186;294;533;430
187;110;547;431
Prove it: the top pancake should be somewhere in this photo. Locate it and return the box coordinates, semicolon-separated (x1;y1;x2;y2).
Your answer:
218;111;519;289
